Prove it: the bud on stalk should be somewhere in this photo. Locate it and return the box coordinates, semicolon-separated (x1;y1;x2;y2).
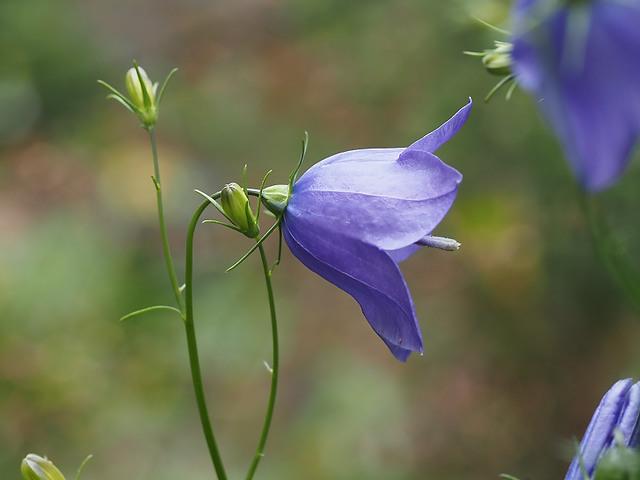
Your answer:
221;183;260;238
21;454;66;480
124;65;158;127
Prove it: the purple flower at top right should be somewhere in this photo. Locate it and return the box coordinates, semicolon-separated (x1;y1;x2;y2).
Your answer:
564;378;640;480
511;0;640;192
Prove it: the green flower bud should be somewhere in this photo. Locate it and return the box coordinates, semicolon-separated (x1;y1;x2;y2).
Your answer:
481;41;513;76
594;446;640;480
98;62;177;129
260;184;290;216
125;67;155;108
124;66;158;127
21;454;66;480
221;183;260;238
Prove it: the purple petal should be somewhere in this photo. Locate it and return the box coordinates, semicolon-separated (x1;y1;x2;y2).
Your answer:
289;150;462;251
381;341;414;362
289;101;469;251
387;244;422;263
283;215;423;361
399;99;472;155
565;379;633;480
512;1;640;191
511;35;543;91
620;382;640;447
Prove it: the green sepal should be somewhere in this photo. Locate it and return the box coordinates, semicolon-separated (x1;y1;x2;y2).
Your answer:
120;305;184;322
288;131;309;190
73;455;93;480
226;219;281;272
594;445;640;480
156;67;178;106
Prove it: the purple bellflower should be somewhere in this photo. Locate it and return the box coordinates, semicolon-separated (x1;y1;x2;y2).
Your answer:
261;100;471;361
510;0;640;192
565;378;640;480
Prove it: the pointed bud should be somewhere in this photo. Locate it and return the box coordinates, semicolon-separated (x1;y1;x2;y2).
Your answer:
221;183;260;238
481;41;513;76
124;65;158;127
99;63;177;129
260;184;290;216
125;67;155;108
21;454;66;480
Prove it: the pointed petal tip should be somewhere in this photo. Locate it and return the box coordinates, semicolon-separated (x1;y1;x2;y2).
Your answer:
284;219;424;362
394;345;424;362
403;98;473;155
387;334;424;362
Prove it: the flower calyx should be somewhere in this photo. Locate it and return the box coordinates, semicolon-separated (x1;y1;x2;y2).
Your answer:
593;431;640;480
594;446;640;480
260;184;290;216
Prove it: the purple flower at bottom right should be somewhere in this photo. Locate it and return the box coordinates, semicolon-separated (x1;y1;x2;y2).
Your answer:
565;379;640;480
511;0;640;192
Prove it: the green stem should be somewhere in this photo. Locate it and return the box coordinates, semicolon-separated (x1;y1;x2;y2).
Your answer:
245;243;280;480
185;198;228;480
148;128;184;311
579;192;640;313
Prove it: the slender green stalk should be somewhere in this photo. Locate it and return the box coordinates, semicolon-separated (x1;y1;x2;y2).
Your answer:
148;128;184;311
245;243;280;480
185;198;228;480
579;192;640;313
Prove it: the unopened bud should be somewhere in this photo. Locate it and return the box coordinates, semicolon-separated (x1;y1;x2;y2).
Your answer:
260;184;290;216
99;62;177;129
126;67;156;108
465;41;513;77
21;454;66;480
221;183;259;238
124;65;158;127
481;41;513;76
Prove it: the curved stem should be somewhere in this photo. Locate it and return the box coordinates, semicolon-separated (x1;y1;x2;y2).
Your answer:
245;243;280;480
148;128;184;311
579;192;640;313
185;197;228;480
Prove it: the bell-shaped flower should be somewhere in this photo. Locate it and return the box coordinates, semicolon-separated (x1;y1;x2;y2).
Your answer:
270;100;471;361
565;379;640;480
511;0;640;191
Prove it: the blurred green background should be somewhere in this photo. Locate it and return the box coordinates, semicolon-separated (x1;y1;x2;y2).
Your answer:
2;0;640;478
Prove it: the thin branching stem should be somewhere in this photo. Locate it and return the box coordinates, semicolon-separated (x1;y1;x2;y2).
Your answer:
185;197;228;480
245;243;280;480
148;128;184;311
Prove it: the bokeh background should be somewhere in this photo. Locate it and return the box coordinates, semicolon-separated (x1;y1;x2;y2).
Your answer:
2;0;640;478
